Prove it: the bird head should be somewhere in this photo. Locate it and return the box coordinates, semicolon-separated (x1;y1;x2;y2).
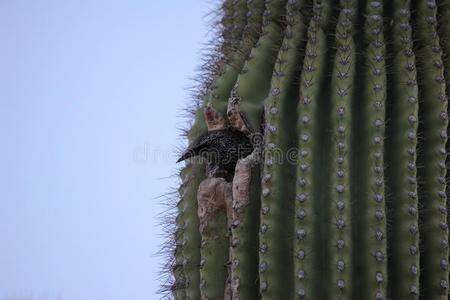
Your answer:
176;132;210;163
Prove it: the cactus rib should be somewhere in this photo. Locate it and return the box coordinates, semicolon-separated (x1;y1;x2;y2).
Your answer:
414;0;449;298
328;1;357;299
295;1;333;299
259;0;310;298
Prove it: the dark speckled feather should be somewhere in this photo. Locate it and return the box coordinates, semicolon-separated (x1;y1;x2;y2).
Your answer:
177;129;253;180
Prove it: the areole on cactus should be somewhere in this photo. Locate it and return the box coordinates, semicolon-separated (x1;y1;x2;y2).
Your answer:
163;0;450;299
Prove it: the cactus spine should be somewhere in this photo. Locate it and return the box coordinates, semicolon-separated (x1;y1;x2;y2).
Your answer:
166;0;450;299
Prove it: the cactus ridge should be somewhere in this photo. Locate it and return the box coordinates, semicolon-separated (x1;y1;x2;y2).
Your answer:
259;1;310;299
328;1;357;299
166;0;450;299
295;1;334;299
414;1;449;299
384;0;422;299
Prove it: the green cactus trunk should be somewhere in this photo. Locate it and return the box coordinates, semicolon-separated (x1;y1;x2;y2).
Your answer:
168;0;450;299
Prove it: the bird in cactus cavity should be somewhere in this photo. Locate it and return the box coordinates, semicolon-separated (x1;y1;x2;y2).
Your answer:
177;128;254;181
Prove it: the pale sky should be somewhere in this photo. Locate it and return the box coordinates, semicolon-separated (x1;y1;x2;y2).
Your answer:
0;1;212;299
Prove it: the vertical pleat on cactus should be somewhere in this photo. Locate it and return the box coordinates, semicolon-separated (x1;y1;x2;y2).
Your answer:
328;1;357;299
259;1;308;298
295;1;332;299
165;0;450;299
414;0;449;298
385;0;421;299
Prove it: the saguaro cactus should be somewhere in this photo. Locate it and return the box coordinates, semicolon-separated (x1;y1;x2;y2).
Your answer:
163;0;450;299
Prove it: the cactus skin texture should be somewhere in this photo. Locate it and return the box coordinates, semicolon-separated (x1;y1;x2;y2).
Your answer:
167;0;450;299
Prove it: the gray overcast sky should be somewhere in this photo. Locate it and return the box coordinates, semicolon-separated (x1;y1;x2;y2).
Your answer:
0;1;212;299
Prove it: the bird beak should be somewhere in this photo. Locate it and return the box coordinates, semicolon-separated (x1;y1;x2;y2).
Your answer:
176;150;194;163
